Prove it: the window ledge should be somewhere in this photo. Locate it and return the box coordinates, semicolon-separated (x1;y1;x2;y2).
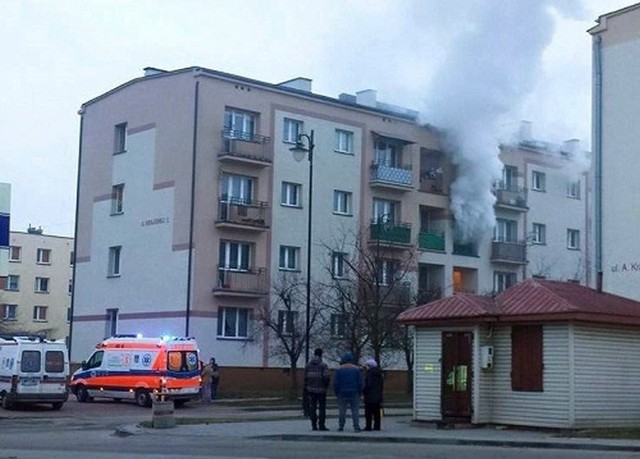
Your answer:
113;150;127;155
281;204;303;209
216;336;252;341
107;274;122;278
279;268;302;273
35;291;50;294
334;150;354;156
110;211;124;216
332;212;353;217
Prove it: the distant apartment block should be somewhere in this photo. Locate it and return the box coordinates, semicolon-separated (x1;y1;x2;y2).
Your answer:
0;182;9;291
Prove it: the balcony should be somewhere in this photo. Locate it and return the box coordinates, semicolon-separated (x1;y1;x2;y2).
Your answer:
418;231;445;252
494;185;527;210
491;241;526;264
453;242;478;257
215;198;269;231
218;129;272;166
417;288;443;305
370;162;413;190
213;268;268;297
369;221;412;248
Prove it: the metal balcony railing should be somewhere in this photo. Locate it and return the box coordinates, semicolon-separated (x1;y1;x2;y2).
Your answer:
453;242;478;257
370;161;412;188
417;288;443;304
494;185;527;209
491;241;526;264
214;267;268;295
219;129;272;164
418;231;445;251
216;198;269;228
370;221;412;246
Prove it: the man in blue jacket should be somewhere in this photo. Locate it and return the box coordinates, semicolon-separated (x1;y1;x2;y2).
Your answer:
333;352;362;432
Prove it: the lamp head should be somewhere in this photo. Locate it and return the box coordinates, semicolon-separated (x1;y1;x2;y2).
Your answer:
290;142;308;162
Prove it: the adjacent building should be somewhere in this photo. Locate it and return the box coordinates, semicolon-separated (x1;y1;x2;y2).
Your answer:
2;227;73;341
0;183;10;291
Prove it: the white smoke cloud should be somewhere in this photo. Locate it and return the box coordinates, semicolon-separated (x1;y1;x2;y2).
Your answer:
422;0;584;243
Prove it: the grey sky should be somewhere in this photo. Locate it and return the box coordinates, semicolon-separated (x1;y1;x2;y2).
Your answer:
0;0;631;237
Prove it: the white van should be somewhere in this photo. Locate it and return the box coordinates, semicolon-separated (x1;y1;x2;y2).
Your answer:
0;336;69;410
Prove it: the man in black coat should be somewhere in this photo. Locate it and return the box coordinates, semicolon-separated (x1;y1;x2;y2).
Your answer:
363;359;384;431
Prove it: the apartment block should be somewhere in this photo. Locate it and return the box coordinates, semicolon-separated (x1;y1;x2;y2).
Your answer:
3;227;73;341
0;182;9;291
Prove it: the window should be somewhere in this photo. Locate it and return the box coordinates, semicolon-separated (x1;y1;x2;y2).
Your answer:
68;279;73;295
499;166;518;190
494;271;517;293
217;307;249;338
67;307;72;322
35;277;50;293
332;252;347;278
9;245;21;261
37;248;51;264
494;218;518;242
111;184;124;214
85;350;104;370
33;305;48;322
21;350;41;373
114;122;127;153
281;182;301;207
531;171;546;191
511;325;543;392
335;129;354;154
108;246;122;276
70;251;74;266
374;138;400;167
330;314;347;338
224;108;256;140
220;173;253;204
279;246;299;271
277;310;298;336
567;229;580;250
45;351;65;373
377;259;396;286
373;199;396;223
219;241;250;271
6;274;19;291
2;304;17;321
106;308;118;337
333;190;352;215
283;118;302;143
567;181;581;199
532;223;546;244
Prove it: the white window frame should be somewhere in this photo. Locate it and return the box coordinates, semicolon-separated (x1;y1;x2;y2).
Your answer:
37;248;51;264
567;229;580;250
532;170;546;191
279;246;299;271
494;271;517;293
9;246;21;262
2;304;17;321
108;246;122;277
333;190;352;215
567;181;581;199
219;241;251;271
377;259;395;286
281;182;301;207
35;277;50;293
106;308;118;338
220;173;253;204
224;108;256;140
111;184;124;215
33;305;48;322
330;313;347;338
114;122;127;153
283;118;302;144
332;252;347;279
6;274;19;291
217;307;249;338
374;138;400;167
532;223;546;244
277;310;298;336
500;165;518;190
494;218;518;243
335;129;354;154
373;199;396;223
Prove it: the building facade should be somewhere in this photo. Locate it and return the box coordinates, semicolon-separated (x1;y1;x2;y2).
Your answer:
3;228;73;341
0;183;10;291
590;3;640;301
72;67;592;369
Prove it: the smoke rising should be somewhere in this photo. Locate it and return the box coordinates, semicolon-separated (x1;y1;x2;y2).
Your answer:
423;0;582;243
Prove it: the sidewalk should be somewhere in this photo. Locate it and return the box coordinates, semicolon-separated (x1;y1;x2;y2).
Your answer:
116;404;640;453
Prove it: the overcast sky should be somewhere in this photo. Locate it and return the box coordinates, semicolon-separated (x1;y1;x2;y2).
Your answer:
0;0;632;237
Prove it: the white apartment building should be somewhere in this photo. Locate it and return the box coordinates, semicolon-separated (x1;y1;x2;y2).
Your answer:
0;183;10;291
3;228;73;341
590;3;640;301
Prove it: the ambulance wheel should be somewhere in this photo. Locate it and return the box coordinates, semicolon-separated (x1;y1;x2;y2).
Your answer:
135;389;151;407
76;386;91;403
1;394;13;410
52;402;64;411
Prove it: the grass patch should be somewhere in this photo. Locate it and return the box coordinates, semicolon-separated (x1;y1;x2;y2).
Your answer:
568;429;640;440
139;416;297;428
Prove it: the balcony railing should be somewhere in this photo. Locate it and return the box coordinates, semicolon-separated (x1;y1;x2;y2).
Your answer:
214;267;268;296
494;185;527;209
418;231;445;251
370;221;412;246
491;241;526;264
216;198;269;229
370;162;412;188
219;129;272;164
417;288;443;305
453;242;478;257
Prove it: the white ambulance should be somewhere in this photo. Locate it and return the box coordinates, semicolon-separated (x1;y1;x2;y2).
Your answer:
0;336;70;410
70;335;201;407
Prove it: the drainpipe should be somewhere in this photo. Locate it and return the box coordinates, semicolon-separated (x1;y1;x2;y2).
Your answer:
186;73;201;336
593;35;603;293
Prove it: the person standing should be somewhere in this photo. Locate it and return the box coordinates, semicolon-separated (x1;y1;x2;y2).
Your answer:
333;352;362;432
363;359;384;431
210;358;220;400
304;348;330;431
200;359;213;404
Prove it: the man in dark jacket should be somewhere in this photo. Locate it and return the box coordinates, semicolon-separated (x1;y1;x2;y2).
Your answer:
363;359;384;431
304;348;330;431
333;352;362;432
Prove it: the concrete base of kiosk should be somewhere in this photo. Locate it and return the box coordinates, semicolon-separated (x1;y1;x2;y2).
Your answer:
152;400;176;429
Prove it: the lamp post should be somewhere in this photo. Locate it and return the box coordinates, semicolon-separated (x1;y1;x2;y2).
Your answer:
290;130;314;364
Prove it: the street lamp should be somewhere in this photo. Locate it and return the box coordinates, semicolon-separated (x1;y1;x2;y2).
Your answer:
290;129;314;364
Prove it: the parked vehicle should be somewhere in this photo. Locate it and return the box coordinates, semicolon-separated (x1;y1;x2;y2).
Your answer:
70;335;201;407
0;336;69;410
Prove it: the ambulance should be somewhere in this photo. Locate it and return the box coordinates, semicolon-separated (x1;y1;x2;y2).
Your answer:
0;336;69;410
70;335;201;407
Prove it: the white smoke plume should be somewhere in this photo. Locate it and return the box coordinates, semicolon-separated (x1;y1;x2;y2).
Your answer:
423;0;583;243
